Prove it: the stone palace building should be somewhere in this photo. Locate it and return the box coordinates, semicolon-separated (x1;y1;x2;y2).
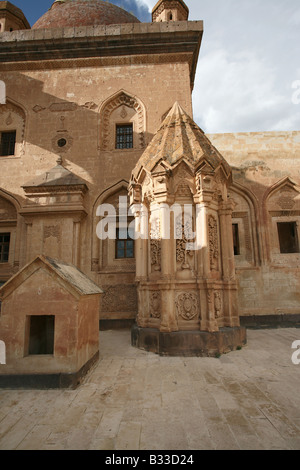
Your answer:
0;0;300;350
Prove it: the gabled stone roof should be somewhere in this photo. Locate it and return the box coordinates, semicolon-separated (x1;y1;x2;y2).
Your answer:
22;163;88;192
0;255;103;299
131;102;231;178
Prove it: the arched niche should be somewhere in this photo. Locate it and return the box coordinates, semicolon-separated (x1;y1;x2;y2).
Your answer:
0;99;26;157
0;189;21;276
228;182;260;267
91;180;135;272
263;177;300;262
100;91;146;151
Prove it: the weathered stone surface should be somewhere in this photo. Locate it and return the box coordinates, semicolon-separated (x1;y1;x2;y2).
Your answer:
131;324;247;357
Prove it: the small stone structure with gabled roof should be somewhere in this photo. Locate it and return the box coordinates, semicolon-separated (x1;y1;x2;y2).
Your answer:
0;255;103;389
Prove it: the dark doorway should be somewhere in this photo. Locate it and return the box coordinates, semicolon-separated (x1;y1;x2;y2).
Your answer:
28;315;55;355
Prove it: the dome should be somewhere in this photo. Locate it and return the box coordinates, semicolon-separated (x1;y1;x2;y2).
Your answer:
32;0;140;30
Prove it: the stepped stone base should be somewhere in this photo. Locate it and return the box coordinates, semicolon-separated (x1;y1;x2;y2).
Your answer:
131;324;247;357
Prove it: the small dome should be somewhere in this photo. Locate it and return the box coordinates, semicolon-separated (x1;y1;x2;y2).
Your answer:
32;0;140;30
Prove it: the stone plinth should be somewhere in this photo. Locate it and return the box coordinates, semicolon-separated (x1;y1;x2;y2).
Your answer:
131;324;247;357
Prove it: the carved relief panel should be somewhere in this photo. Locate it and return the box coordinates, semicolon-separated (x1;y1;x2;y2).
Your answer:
175;292;199;321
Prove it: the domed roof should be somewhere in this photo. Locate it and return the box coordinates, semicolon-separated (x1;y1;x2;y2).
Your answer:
32;0;140;30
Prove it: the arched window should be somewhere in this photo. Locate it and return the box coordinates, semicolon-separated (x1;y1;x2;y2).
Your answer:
100;91;146;151
92;181;136;272
0;100;26;157
0;190;20;283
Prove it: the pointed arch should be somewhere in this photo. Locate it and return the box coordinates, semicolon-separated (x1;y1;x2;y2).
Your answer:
91;180;131;271
99;90;146;151
263;176;300;208
0;188;22;278
263;177;300;262
228;182;261;266
0;97;27;157
0;187;21;214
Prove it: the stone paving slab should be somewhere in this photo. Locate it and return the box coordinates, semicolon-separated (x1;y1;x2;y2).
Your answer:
0;328;300;450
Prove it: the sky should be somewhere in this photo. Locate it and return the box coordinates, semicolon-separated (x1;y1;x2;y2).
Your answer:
11;0;300;134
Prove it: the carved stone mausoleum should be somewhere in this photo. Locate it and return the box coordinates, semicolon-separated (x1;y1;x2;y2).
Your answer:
0;0;299;366
129;102;246;355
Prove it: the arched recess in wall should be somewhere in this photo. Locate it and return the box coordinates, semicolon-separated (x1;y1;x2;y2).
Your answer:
263;177;300;263
0;188;22;280
0;98;26;157
91;180;135;272
99;90;146;151
228;182;261;267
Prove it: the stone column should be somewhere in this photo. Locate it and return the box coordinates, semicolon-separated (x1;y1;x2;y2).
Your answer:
219;199;239;327
159;202;178;332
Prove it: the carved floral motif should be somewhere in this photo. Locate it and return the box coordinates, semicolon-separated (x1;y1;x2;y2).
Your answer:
214;291;222;318
175;216;194;268
175;292;198;321
208;215;219;271
150;217;161;271
150;291;161;318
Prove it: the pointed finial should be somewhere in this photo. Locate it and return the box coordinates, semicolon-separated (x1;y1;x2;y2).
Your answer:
56;155;63;166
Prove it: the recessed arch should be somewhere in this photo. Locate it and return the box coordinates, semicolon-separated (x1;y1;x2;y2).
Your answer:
0;98;27;157
99;90;146;151
91;180;130;271
228;181;261;266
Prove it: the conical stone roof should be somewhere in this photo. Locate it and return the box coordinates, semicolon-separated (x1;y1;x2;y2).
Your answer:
132;102;231;180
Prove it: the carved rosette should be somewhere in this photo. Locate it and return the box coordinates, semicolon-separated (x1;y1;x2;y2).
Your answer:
175;292;199;321
149;291;161;319
208;215;219;271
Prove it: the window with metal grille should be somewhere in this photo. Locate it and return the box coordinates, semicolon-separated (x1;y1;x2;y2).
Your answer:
116;124;133;149
0;233;10;263
277;222;299;253
0;131;16;156
115;227;134;259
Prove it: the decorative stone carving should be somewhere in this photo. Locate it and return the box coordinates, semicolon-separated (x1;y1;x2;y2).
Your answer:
51;133;73;153
5;112;13;125
208;215;219;271
150;291;161;318
0;197;17;220
276;191;296;210
175;216;194;269
101;92;145;150
81;101;97;110
214;291;222;318
91;258;99;272
43;225;61;243
175;181;192;198
32;105;46;113
101;284;137;313
175;292;198;321
150;217;161;271
49;102;77;112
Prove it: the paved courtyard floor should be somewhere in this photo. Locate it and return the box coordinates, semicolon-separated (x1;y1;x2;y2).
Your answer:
0;328;300;450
